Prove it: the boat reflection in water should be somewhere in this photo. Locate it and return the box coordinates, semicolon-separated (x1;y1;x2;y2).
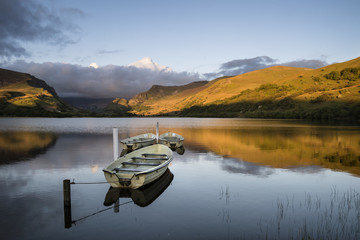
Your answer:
104;169;174;207
174;146;185;155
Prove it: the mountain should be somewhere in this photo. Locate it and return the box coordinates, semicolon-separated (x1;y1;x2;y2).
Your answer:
0;68;78;117
128;57;172;72
128;57;360;120
128;81;209;115
102;97;133;116
62;97;114;112
129;81;208;105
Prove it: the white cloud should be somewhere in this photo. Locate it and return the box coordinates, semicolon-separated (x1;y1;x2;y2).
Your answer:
128;57;172;73
89;62;99;69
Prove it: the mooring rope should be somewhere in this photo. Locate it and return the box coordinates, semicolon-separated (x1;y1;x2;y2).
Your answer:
70;179;119;185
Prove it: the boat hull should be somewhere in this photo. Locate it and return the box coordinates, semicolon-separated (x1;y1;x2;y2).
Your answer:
104;169;174;207
104;163;170;189
103;144;173;189
159;132;184;148
120;133;156;151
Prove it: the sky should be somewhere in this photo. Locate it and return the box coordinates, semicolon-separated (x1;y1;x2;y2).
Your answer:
0;0;359;98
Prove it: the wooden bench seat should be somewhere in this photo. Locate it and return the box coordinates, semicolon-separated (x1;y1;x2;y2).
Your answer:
113;168;141;172
132;156;168;161
142;153;168;157
122;162;161;166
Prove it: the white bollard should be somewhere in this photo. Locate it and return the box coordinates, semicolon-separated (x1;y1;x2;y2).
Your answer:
113;127;119;161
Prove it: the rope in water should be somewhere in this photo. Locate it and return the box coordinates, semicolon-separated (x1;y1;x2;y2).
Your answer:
72;200;133;225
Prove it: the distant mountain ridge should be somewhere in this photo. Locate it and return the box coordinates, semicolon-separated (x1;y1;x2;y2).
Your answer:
129;81;208;105
62;97;114;112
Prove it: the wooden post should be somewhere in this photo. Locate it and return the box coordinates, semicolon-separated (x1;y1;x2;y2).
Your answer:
113;127;119;161
114;199;119;213
63;179;72;228
156;122;159;144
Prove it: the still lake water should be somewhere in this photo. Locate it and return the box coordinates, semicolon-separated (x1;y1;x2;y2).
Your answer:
0;118;359;240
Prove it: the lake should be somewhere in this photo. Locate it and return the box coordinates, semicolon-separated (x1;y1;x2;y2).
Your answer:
0;118;359;240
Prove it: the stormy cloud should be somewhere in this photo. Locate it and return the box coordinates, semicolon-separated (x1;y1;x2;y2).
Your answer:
1;61;201;98
204;56;328;79
0;0;81;59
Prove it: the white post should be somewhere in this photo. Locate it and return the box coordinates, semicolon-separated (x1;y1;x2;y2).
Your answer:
113;127;119;161
156;122;159;144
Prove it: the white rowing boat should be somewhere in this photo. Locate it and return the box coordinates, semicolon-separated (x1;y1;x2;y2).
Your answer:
103;144;173;189
119;133;156;151
159;132;184;148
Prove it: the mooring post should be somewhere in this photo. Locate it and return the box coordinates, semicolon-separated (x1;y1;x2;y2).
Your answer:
113;127;119;161
156;122;159;144
114;199;119;213
63;179;72;228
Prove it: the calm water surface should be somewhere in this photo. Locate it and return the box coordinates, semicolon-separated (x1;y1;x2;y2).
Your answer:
0;118;359;240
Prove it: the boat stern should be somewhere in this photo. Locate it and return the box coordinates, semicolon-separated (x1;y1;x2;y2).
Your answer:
103;169;133;188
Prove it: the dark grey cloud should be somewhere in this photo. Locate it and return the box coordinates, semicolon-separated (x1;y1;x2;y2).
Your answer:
1;61;201;98
0;0;82;59
204;56;328;79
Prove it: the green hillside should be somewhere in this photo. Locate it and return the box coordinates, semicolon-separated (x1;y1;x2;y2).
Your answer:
0;68;78;117
129;57;360;120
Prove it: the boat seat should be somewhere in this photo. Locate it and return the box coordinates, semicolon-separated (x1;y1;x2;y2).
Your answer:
142;153;167;157
113;168;141;172
122;162;161;166
132;156;168;161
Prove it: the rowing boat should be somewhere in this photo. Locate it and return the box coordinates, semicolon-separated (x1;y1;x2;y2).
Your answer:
119;133;156;151
103;144;173;189
159;132;184;149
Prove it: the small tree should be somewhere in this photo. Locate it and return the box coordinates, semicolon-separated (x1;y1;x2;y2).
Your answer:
324;71;340;80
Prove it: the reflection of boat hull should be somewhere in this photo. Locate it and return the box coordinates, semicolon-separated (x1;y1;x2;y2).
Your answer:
104;169;174;207
120;133;156;151
159;132;184;149
103;144;173;189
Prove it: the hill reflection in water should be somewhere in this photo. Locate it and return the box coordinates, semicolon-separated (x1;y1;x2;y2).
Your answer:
0;131;57;164
162;125;360;176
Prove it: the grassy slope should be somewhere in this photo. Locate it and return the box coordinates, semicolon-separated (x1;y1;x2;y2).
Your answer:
129;81;210;115
129;57;360;119
0;69;77;116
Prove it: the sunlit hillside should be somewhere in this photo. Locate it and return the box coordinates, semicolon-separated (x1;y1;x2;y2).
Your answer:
128;57;360;119
0;68;77;116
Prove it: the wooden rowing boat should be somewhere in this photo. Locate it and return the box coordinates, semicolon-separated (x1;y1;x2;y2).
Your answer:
119;133;156;151
103;169;174;207
103;144;173;189
159;132;184;148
